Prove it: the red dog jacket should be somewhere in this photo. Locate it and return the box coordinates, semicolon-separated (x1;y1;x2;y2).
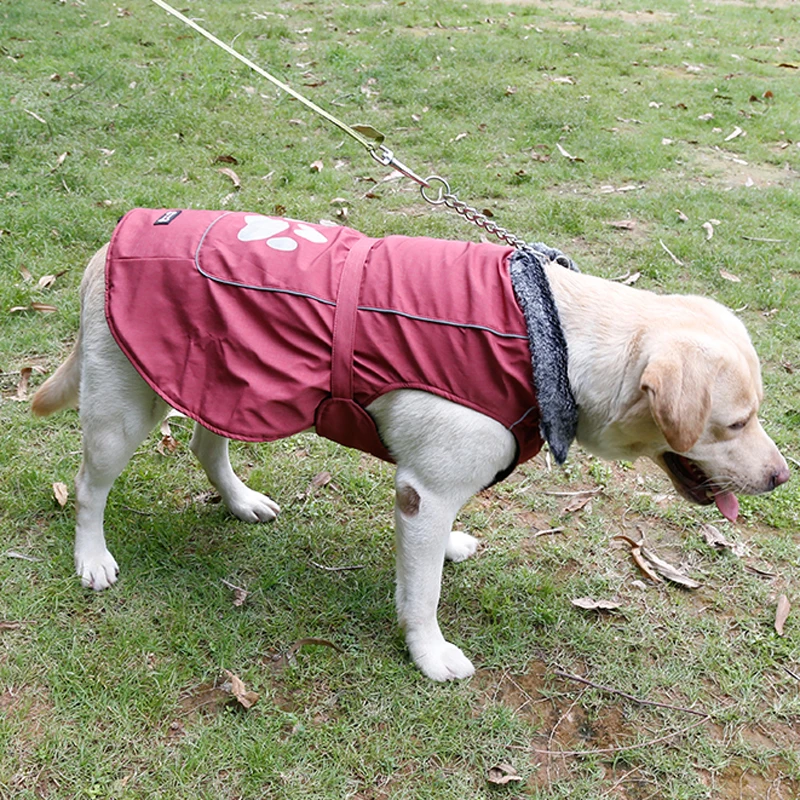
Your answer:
105;209;543;465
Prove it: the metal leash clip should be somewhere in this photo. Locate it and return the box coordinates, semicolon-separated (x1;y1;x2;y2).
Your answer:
369;145;431;189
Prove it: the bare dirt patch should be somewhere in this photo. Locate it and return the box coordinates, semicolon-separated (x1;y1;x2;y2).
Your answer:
475;664;800;797
691;146;799;190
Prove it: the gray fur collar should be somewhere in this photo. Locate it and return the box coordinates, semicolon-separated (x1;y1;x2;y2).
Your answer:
509;244;578;464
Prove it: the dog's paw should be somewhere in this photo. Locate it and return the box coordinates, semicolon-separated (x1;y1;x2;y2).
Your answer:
414;641;476;682
227;488;281;523
75;549;119;591
445;530;479;563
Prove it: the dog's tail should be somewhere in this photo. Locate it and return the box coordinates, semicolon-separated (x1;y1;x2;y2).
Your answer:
32;340;80;416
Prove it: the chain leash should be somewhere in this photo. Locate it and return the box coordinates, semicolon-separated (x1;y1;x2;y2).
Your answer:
419;177;529;249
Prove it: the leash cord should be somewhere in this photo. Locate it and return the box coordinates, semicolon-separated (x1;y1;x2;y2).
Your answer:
148;0;529;249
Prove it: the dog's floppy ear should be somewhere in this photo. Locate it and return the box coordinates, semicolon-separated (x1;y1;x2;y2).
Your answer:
640;345;717;453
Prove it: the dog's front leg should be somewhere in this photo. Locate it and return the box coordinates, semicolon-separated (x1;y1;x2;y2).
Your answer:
394;467;477;681
190;425;280;522
371;391;519;681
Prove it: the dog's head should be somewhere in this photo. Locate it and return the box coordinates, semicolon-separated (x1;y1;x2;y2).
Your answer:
637;299;788;520
571;293;789;520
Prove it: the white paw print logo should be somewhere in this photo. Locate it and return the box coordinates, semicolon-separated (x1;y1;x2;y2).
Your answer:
237;215;329;252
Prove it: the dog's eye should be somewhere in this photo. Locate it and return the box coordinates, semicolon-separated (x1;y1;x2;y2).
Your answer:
728;420;748;431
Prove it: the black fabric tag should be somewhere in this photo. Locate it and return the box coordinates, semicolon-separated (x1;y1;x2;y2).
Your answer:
154;210;182;226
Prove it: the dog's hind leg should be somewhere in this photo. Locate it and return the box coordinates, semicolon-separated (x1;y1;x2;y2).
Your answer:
189;425;280;522
75;359;168;590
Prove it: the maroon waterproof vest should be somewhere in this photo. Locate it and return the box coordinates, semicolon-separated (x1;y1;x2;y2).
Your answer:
105;209;543;465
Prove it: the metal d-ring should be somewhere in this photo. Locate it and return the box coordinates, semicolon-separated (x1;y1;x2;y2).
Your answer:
420;175;450;206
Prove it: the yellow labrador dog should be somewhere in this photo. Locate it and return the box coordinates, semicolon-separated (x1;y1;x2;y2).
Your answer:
33;214;788;681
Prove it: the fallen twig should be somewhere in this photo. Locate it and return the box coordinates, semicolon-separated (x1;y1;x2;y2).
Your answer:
58;69;109;103
310;560;365;572
554;668;710;718
4;551;41;563
781;665;800;682
534;527;566;538
542;488;603;497
120;505;156;516
659;239;684;266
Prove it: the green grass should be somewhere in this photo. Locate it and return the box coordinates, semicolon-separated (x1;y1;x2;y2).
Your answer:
2;0;800;797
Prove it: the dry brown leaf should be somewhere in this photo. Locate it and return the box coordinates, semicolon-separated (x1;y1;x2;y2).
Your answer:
640;545;701;589
775;595;790;636
487;763;523;785
221;579;249;607
51;152;69;172
53;482;69;508
676;209;689;222
38;274;57;289
157;435;178;455
214;154;239;165
310;159;324;173
222;669;259;709
719;269;741;283
724;126;744;142
623;272;641;286
702;221;714;240
32;302;57;313
310;471;332;490
571;597;621;611
563;494;594;513
608;219;636;230
15;367;32;401
157;418;179;455
614;535;700;588
744;561;777;579
19;266;33;282
556;142;584;162
218;167;241;188
272;637;344;671
232;588;248;607
614;535;662;583
631;544;662;583
700;523;745;556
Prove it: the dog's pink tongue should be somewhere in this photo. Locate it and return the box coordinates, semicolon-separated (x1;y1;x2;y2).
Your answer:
715;491;739;523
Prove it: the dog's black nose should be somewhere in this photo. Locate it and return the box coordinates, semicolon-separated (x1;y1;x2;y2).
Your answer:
769;464;790;491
